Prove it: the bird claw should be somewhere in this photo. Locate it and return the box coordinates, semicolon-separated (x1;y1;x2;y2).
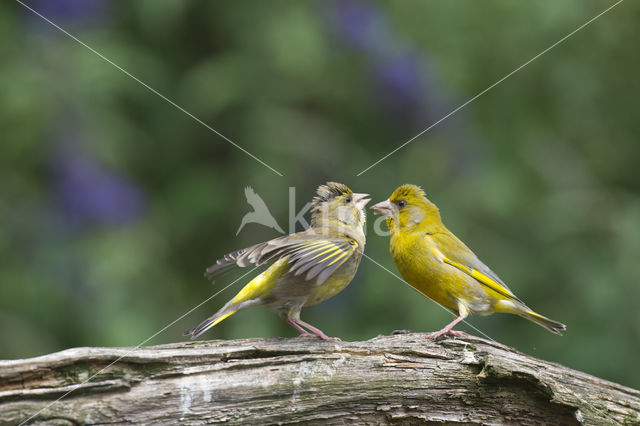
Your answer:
297;332;341;341
425;329;464;339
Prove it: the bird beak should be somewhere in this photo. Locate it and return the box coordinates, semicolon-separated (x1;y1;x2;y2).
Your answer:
371;199;394;217
352;193;371;209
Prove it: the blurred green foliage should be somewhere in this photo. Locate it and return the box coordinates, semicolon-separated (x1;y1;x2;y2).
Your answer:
1;0;639;390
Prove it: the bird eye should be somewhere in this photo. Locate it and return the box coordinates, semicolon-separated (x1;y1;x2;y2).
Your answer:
398;200;406;208
345;196;352;203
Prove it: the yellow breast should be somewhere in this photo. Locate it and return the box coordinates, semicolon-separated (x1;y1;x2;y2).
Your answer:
390;231;460;312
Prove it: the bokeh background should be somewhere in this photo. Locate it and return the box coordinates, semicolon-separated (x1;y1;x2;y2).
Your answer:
2;0;639;390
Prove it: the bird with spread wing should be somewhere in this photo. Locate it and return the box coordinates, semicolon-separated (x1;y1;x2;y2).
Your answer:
185;182;370;340
236;186;284;235
372;184;566;338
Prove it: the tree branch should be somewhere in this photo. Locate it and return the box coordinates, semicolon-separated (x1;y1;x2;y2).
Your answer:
1;332;638;425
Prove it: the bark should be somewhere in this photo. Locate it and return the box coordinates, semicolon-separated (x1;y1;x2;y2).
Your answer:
1;332;638;425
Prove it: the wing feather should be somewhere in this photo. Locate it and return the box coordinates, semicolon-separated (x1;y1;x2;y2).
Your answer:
290;241;352;275
316;251;353;284
292;245;344;276
205;233;358;285
441;257;520;302
302;240;357;282
429;232;522;303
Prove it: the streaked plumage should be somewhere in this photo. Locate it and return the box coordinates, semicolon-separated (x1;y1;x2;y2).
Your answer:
372;184;566;338
184;182;370;340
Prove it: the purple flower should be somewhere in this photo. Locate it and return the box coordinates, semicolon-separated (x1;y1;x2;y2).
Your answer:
25;0;107;24
331;0;382;51
329;1;473;136
373;54;424;112
52;142;145;226
330;1;430;120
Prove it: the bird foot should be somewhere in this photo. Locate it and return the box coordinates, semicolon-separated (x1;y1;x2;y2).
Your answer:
297;332;340;341
425;329;464;339
292;318;341;341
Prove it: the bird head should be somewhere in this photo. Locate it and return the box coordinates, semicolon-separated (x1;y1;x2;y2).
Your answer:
371;184;441;233
311;182;370;231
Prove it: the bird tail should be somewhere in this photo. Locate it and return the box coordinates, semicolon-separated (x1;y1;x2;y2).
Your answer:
518;309;566;336
183;303;237;339
187;258;286;339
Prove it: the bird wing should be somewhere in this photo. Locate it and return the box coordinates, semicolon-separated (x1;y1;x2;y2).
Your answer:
205;233;359;285
428;232;522;303
244;186;255;201
287;238;359;284
245;186;269;211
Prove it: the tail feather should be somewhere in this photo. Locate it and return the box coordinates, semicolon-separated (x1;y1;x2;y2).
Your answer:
519;309;566;335
184;297;262;339
183;308;237;339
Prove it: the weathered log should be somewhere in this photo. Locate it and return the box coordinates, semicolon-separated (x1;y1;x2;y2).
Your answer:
1;332;638;425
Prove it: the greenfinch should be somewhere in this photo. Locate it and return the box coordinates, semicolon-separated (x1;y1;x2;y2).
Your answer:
184;182;370;341
371;184;566;338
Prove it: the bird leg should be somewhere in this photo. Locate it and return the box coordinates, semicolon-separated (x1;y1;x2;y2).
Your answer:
295;318;341;341
426;306;469;338
283;316;317;338
281;313;340;341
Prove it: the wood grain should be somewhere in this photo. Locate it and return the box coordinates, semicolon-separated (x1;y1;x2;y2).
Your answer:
1;332;639;425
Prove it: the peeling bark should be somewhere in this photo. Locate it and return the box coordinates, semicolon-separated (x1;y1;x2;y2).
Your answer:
1;332;639;425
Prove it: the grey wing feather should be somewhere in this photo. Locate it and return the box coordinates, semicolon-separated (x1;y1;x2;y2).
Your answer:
204;236;298;280
459;250;520;297
316;252;353;284
306;244;355;282
204;243;260;279
434;231;519;299
289;240;354;278
205;234;358;285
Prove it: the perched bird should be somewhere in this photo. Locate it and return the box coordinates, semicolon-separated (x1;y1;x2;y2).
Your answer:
185;182;370;341
371;184;566;338
236;186;285;235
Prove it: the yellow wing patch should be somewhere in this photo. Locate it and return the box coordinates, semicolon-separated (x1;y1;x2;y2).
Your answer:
312;246;342;259
441;257;516;301
288;239;357;283
328;250;349;265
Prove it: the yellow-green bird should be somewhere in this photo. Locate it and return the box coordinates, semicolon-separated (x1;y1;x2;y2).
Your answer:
184;182;370;341
371;184;566;338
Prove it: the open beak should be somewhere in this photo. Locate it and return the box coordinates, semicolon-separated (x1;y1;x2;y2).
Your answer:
371;199;394;217
352;193;371;209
